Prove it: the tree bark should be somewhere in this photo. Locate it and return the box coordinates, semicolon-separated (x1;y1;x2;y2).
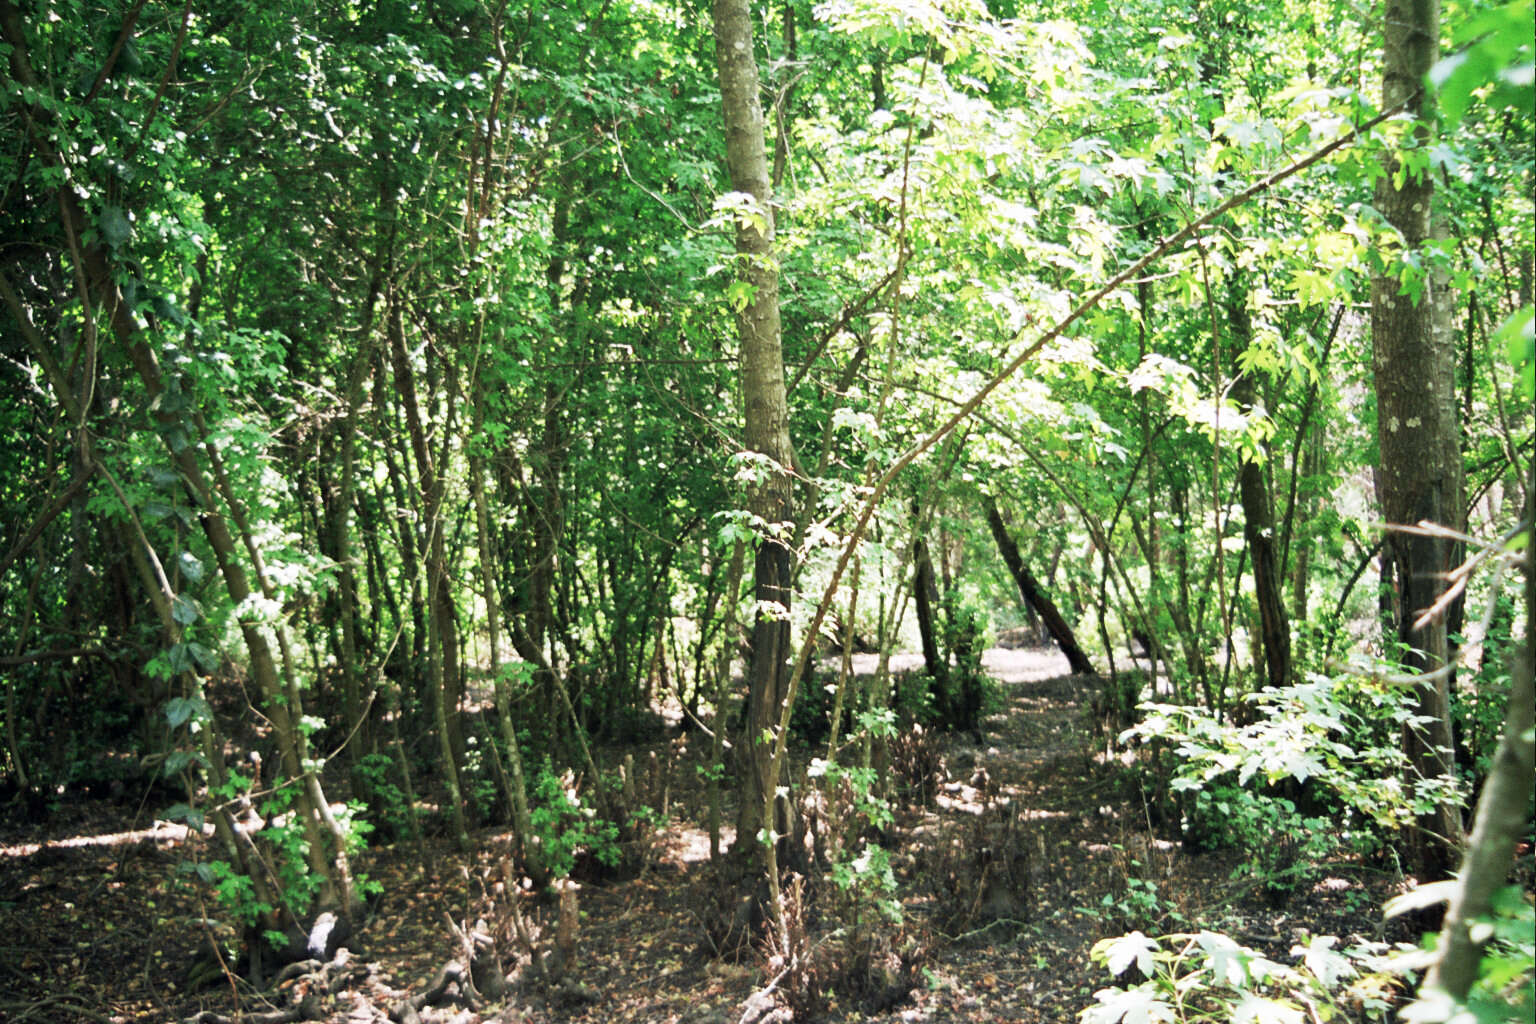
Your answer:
386;297;470;851
1226;280;1291;690
1423;466;1534;1001
912;533;947;694
986;498;1096;675
1371;0;1465;880
711;0;797;860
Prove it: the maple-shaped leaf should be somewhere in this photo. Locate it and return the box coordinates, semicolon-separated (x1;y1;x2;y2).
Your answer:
1080;984;1175;1024
1232;993;1305;1024
1093;931;1160;978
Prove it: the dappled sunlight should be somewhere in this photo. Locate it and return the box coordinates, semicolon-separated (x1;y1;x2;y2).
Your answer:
0;819;201;859
657;823;719;866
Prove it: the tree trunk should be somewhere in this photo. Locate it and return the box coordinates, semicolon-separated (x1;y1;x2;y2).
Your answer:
330;211;394;765
912;533;947;697
1423;466;1534;1001
1371;0;1465;880
1226;280;1291;691
472;448;539;877
986;498;1096;675
386;297;470;852
711;0;797;862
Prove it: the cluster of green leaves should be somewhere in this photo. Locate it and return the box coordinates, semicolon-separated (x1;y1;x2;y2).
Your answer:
1124;672;1443;893
1082;929;1413;1023
1078;867;1176;934
1389;883;1536;1024
1082;885;1535;1024
808;758;903;925
528;764;622;883
352;752;416;841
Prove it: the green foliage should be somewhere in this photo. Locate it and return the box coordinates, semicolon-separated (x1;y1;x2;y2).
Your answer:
252;785;323;919
462;734;501;822
1495;306;1535;404
1430;0;1535;127
1;4;1530;1018
352;753;414;841
1078;870;1175;934
893;671;941;727
197;858;272;931
1082;929;1414;1023
1125;673;1440;893
790;671;853;746
528;764;622;883
1456;594;1521;788
176;770;377;939
809;758;896;835
1384;883;1536;1024
829;841;903;925
808;757;905;951
1185;785;1342;903
937;589;994;729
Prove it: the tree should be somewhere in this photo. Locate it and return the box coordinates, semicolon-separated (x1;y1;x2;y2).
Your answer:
986;496;1096;675
1371;0;1468;879
710;0;799;867
1421;467;1533;1007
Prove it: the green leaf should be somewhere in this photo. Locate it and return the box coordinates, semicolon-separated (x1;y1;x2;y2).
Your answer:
1097;931;1160;978
1231;994;1305;1024
101;204;134;248
1496;306;1534;401
186;642;217;673
171;595;200;625
164;802;205;831
165;696;210;729
725;279;756;312
1080;983;1175;1024
1198;930;1253;986
178;551;205;583
1429;0;1535;125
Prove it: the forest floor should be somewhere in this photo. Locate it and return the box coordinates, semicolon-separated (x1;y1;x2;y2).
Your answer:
0;647;1420;1024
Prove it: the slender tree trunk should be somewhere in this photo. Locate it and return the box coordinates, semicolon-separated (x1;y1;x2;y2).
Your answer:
711;0;797;865
1423;467;1534;1000
986;498;1096;675
1371;0;1465;879
472;448;538;876
1226;280;1291;690
387;297;470;851
331;208;394;763
912;533;947;697
1291;424;1322;626
708;541;746;866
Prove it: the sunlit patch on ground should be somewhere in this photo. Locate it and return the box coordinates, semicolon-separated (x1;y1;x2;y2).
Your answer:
657;822;720;866
0;819;201;858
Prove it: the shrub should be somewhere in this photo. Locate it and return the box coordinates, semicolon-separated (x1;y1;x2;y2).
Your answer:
1081;929;1415;1023
528;763;622;882
1123;671;1446;897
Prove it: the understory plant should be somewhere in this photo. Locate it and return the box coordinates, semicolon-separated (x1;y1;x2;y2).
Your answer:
528;762;622;883
1123;672;1442;897
1081;929;1415;1023
1082;884;1535;1024
1391;883;1535;1024
177;766;378;957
